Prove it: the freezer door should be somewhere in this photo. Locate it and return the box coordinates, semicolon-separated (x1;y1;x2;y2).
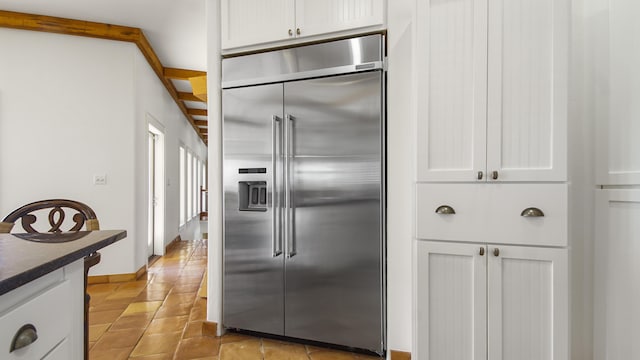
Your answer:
283;72;384;352
223;83;285;335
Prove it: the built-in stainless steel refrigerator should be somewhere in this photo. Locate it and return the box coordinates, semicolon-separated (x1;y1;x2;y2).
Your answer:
222;35;385;355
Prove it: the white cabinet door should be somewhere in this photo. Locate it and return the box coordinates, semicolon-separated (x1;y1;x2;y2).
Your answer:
416;0;488;182
416;241;486;360
596;0;640;185
221;0;296;49
295;0;384;38
486;0;568;182
487;245;568;360
594;190;640;359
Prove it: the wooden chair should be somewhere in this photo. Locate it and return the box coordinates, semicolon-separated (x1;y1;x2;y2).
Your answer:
1;199;101;360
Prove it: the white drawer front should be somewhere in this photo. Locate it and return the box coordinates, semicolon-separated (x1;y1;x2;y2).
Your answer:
42;339;70;360
417;184;490;242
417;183;568;246
487;184;568;247
0;280;72;360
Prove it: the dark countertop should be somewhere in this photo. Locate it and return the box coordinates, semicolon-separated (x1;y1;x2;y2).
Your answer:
0;230;127;296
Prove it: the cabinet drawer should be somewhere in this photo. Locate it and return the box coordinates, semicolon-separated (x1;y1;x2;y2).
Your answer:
0;280;71;360
417;183;568;247
417;184;491;242
488;184;567;247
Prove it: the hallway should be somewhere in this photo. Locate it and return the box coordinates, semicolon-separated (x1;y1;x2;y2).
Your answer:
87;239;381;360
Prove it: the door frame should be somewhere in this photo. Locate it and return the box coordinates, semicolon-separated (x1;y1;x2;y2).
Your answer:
148;114;166;257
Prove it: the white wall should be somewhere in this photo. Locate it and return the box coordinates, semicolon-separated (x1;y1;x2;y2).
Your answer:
0;28;206;276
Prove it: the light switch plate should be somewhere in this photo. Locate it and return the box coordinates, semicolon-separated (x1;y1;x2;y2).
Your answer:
94;174;107;185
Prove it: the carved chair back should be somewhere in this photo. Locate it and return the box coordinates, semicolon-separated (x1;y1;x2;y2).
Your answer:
0;199;100;234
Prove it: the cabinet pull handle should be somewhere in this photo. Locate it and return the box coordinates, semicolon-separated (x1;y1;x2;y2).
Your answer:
288;29;293;36
479;247;485;256
435;205;456;215
10;324;38;352
296;28;301;35
521;207;545;217
493;248;500;257
477;171;483;180
492;171;499;180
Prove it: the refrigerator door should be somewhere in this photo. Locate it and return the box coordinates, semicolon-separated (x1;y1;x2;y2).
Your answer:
283;71;383;352
223;83;285;335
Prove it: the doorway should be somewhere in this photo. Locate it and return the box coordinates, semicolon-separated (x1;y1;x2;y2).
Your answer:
148;117;166;260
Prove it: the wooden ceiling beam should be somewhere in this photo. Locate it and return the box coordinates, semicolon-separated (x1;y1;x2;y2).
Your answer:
188;109;208;116
194;120;208;127
164;68;207;80
178;92;204;102
0;10;208;145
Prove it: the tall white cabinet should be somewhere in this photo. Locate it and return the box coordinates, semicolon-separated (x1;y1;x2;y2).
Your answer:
415;0;570;358
593;1;640;359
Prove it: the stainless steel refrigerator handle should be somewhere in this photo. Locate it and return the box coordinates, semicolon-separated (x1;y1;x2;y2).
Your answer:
271;115;282;257
285;114;296;258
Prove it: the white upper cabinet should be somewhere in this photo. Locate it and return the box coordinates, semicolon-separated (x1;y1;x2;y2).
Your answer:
221;0;296;50
596;0;640;185
416;0;488;182
417;0;568;183
221;0;384;50
295;0;384;38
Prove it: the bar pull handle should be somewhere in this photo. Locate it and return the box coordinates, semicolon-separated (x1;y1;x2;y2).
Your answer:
272;115;282;257
296;28;301;35
285;114;296;258
493;248;500;257
479;247;485;256
435;205;456;215
477;171;484;180
492;171;499;180
521;207;545;217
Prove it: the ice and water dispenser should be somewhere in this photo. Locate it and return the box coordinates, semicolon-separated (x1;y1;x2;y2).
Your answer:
238;168;267;212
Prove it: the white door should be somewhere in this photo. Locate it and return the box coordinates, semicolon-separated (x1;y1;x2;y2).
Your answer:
487;245;568;360
594;189;640;359
294;0;383;38
147;131;157;258
486;0;569;182
221;0;295;49
416;241;486;360
416;0;488;182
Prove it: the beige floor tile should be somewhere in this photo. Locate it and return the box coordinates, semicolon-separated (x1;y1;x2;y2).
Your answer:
121;301;163;316
174;336;221;359
130;332;182;357
90;309;125;325
92;327;146;352
218;339;262;360
308;350;358;360
263;344;310;360
89;346;133;360
110;313;155;331
154;302;193;318
146;315;189;334
89;323;111;342
182;321;204;339
220;333;259;344
128;353;173;360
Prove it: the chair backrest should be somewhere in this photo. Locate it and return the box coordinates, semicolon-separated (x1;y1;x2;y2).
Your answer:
0;199;100;234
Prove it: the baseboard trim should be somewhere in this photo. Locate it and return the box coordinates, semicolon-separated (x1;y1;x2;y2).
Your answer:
88;265;147;284
390;350;411;360
165;235;181;253
202;321;217;337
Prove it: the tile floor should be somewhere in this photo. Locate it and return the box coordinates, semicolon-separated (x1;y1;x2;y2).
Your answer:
88;239;381;360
